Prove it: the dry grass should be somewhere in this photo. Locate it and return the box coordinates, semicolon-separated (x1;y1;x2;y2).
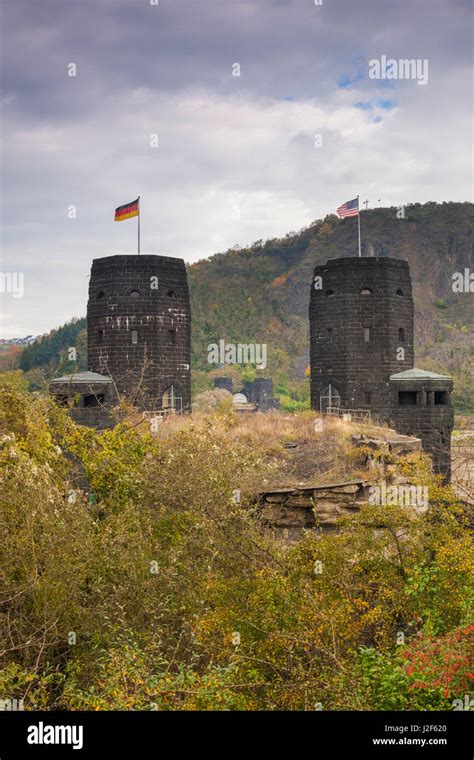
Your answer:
132;409;402;490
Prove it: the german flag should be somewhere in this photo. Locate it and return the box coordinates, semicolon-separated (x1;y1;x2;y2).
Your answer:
114;197;139;222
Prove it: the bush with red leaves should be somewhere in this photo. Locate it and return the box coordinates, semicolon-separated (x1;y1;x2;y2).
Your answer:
402;624;474;700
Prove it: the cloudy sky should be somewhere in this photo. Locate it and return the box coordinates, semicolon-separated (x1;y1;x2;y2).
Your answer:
0;0;472;337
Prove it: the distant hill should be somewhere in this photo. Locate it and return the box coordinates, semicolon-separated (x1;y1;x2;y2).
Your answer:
19;318;87;378
8;201;474;412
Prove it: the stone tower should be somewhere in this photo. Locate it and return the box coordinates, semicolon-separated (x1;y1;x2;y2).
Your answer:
310;257;414;413
87;254;191;411
309;257;453;478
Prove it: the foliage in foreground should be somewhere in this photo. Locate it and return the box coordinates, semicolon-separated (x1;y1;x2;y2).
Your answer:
0;390;472;710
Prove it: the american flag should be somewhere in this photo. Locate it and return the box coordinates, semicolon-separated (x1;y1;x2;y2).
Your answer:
336;197;359;218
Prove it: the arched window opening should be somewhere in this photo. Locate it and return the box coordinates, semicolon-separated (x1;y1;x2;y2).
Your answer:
97;291;105;300
325;289;334;297
396;289;404;296
129;290;141;299
162;385;182;412
319;384;341;413
360;288;372;295
167;290;177;298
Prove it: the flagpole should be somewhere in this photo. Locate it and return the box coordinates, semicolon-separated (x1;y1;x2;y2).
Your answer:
357;195;361;257
138;196;140;254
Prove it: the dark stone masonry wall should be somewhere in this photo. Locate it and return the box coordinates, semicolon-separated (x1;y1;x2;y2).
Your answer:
68;407;116;431
310;257;414;411
87;255;191;411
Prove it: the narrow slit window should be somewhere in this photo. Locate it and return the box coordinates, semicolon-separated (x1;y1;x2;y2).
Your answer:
131;330;138;345
98;329;104;344
169;329;176;345
399;327;405;342
364;327;371;342
364;391;371;404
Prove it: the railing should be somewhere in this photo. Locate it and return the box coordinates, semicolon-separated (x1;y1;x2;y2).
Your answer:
326;406;371;422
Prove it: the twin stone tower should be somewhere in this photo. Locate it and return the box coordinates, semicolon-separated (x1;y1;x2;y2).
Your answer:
50;252;453;479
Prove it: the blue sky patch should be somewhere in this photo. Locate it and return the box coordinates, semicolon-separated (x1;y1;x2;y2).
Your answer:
354;98;397;111
376;99;397;109
337;69;365;89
